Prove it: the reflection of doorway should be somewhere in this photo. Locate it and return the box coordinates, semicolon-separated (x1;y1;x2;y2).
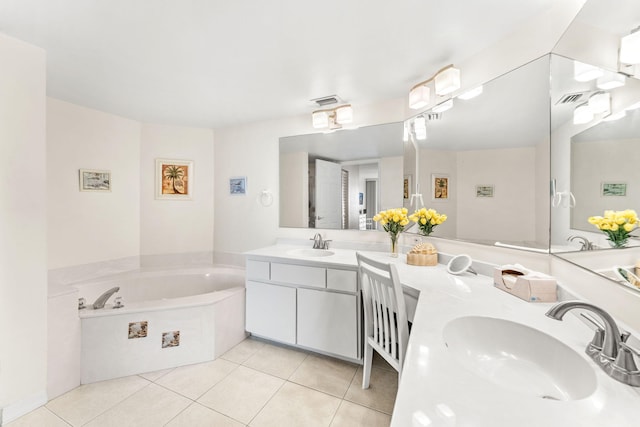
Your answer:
315;159;342;229
341;169;349;229
365;179;378;230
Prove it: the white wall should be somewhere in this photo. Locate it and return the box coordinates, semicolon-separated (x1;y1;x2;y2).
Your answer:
379;156;403;211
47;99;141;269
140;123;214;258
0;33;47;422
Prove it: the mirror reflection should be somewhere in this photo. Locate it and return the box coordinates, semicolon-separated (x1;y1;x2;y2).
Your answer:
279;123;404;229
404;55;551;251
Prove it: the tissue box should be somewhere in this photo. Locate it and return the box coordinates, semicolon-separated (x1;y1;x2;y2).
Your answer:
493;266;557;303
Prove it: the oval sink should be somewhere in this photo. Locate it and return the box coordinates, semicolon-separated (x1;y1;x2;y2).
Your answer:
443;316;597;401
287;248;335;257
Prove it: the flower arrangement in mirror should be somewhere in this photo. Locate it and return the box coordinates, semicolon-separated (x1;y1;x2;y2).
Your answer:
373;208;410;257
588;209;638;248
409;208;448;236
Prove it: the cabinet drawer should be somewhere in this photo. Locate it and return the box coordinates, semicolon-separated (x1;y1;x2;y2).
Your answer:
327;269;358;293
271;263;326;288
246;260;270;281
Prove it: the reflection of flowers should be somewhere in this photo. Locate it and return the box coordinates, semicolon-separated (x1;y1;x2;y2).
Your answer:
588;209;638;248
373;208;410;256
409;208;447;236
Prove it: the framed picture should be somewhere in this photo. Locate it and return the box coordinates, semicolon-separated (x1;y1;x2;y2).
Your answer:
476;185;494;198
602;182;627;197
155;159;193;200
432;174;449;200
79;169;111;192
229;176;247;195
403;175;412;200
359;192;364;205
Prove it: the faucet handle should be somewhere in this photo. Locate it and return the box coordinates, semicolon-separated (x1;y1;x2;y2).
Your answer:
615;342;640;372
322;240;332;250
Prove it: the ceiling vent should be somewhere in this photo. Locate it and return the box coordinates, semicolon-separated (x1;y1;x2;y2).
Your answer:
427;113;442;121
311;95;342;107
556;92;587;105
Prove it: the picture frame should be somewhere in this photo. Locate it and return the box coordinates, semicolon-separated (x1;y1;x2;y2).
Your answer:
79;169;111;192
432;174;449;200
403;175;412;200
602;182;627;197
476;185;495;198
229;176;247;195
155;159;193;200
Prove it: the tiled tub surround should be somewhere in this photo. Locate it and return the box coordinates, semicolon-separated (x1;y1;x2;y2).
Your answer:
77;266;247;383
245;245;640;426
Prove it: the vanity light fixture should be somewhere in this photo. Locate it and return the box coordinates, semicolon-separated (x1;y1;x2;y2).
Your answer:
620;27;640;65
588;91;610;114
409;64;461;109
432;99;453;113
414;115;427;141
311;104;353;129
573;102;594;125
574;61;604;82
596;72;625;90
457;86;483;100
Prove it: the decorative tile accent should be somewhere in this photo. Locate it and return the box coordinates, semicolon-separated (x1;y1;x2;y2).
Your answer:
128;321;148;339
162;331;180;348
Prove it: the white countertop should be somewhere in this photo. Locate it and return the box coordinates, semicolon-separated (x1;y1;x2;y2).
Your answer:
245;245;640;426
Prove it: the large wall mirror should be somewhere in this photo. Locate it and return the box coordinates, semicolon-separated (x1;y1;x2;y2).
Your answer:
404;55;551;251
279;123;404;229
549;0;640;293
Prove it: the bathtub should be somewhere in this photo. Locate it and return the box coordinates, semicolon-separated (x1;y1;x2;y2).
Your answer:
75;266;246;383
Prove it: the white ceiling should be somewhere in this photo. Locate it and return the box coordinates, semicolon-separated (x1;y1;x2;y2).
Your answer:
0;0;559;128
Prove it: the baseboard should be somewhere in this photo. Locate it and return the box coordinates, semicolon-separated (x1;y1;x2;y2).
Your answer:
1;390;47;425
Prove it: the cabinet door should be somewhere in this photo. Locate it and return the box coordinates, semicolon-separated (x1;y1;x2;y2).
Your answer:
246;281;296;345
297;288;358;359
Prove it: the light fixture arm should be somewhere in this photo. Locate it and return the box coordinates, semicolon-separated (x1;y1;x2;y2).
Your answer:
410;64;456;92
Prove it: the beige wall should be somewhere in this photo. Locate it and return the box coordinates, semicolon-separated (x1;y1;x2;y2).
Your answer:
0;33;48;422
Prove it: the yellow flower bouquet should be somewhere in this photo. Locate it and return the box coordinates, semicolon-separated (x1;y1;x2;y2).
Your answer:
409;208;447;236
373;208;410;257
588;209;638;248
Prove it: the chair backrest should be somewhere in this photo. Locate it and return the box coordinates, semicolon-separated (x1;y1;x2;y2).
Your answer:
356;252;409;371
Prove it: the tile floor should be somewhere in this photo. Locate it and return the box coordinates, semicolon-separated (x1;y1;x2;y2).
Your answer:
8;338;397;427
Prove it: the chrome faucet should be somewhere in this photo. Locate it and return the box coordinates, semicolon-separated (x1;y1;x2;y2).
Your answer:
310;233;331;249
92;286;120;309
567;235;596;251
546;301;640;386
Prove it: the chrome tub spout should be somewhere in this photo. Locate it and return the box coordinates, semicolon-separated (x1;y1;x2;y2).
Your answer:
92;286;120;309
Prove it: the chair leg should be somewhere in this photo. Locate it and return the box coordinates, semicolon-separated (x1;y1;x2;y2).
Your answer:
362;344;373;389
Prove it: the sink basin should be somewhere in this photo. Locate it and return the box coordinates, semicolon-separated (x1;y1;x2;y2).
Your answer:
287;248;335;257
443;316;597;401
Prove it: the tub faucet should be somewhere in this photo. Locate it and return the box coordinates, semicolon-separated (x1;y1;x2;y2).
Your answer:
546;301;640;386
92;286;120;309
568;235;595;251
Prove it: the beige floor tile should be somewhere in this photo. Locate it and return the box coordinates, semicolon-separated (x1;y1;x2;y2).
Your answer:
243;342;307;379
344;367;398;415
5;406;70;427
289;354;358;398
46;375;150;426
220;337;266;364
166;402;245;427
372;351;396;372
330;400;391;427
138;367;174;382
198;365;284;424
249;382;341;427
83;383;191;427
156;358;238;399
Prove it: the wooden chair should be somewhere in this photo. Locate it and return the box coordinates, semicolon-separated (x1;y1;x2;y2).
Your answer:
356;252;410;389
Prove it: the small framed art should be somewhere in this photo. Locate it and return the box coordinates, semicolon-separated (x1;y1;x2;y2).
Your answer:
229;176;247;195
79;169;111;192
155;159;193;200
476;185;494;198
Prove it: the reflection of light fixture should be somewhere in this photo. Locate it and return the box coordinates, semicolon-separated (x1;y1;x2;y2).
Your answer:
414;115;427;140
574;61;603;82
603;110;627;121
409;65;461;109
597;72;625;90
620;28;640;65
432;99;453;113
311;104;353;129
588;91;610;114
457;86;483;100
573;102;594;124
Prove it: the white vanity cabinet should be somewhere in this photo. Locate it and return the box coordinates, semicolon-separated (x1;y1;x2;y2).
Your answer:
245;257;361;361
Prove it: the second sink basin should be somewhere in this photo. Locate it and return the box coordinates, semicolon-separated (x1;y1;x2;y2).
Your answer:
287;248;335;257
443;316;597;401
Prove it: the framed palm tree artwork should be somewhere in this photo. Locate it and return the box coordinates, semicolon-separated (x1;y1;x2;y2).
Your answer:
155;159;193;200
432;174;449;200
